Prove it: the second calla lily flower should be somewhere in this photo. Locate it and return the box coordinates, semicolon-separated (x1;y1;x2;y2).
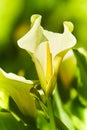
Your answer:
18;14;76;95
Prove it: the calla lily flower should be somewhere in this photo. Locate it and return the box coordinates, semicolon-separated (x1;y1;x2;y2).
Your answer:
18;14;76;95
0;68;36;117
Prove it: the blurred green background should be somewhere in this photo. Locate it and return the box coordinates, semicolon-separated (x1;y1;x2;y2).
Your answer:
0;0;87;79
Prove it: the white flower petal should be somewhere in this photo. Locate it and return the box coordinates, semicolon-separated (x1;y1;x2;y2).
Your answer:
18;15;46;53
35;41;47;76
0;68;33;85
0;68;36;117
43;22;76;59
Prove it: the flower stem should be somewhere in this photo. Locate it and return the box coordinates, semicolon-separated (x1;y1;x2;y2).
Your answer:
47;96;56;130
53;83;62;111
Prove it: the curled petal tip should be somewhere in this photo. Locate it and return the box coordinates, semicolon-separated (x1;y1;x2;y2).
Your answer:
64;21;74;32
31;14;42;26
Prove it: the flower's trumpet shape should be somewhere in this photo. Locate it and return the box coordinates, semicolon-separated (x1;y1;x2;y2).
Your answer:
18;14;76;95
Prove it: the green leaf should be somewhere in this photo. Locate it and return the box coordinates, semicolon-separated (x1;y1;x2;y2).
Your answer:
0;68;36;117
54;85;75;130
69;97;87;130
0;112;29;130
8;97;35;125
73;49;87;106
55;116;69;130
37;112;50;130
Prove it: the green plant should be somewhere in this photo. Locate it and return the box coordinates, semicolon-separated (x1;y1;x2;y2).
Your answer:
0;14;87;130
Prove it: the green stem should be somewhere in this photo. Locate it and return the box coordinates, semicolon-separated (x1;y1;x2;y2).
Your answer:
47;96;56;130
54;83;63;112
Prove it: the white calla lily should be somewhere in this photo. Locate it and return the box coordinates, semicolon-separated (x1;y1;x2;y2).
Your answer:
0;68;36;117
18;14;77;95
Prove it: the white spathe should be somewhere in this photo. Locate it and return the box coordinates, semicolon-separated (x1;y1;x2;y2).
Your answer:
18;14;77;95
